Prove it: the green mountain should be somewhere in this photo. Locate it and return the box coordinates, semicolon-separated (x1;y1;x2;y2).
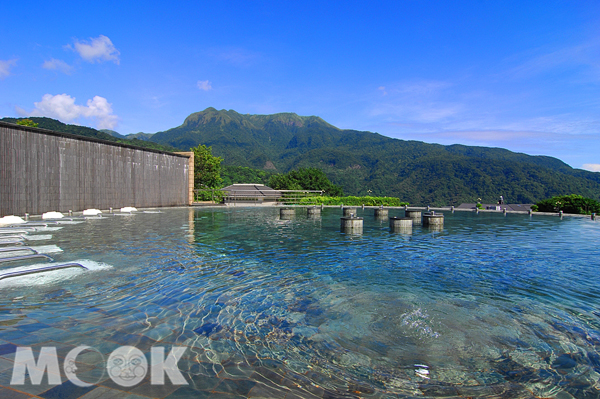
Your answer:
99;129;125;138
1;117;178;153
149;107;337;167
148;108;600;205
124;132;154;141
99;128;155;142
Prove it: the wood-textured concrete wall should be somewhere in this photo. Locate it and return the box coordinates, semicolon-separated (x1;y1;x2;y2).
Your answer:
0;122;190;216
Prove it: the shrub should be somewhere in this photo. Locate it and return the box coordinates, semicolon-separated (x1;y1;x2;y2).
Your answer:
535;194;600;214
268;168;343;196
195;189;225;203
16;119;39;127
297;196;408;206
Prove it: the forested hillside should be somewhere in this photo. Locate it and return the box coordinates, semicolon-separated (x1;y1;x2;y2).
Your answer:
147;108;600;205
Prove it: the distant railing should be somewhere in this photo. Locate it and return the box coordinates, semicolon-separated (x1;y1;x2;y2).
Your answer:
275;190;324;205
193;189;323;205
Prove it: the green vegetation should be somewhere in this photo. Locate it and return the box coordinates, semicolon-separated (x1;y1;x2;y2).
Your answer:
221;165;272;186
118;138;177;152
16;119;39;127
192;144;223;201
99;129;124;138
534;194;600;214
268;168;343;196
476;199;483;209
124;132;154;141
298;196;408;206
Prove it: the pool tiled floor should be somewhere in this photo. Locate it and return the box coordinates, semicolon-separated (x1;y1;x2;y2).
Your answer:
5;208;591;399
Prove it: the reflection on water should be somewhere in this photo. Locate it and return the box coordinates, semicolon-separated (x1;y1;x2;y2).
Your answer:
1;207;599;398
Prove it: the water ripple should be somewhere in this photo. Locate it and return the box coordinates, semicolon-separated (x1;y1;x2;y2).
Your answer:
1;208;599;397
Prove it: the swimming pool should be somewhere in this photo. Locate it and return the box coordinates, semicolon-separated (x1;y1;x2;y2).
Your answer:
1;207;599;398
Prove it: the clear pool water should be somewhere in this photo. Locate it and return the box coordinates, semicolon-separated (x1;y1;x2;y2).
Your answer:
1;207;599;398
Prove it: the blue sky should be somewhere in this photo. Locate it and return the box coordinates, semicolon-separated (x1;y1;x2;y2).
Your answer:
1;1;599;171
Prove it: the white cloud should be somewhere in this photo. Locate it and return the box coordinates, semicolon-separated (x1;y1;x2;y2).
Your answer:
496;116;600;136
383;127;599;167
42;58;74;75
369;77;600;137
0;59;17;79
369;80;462;124
15;106;28;117
29;93;118;129
582;164;600;172
32;94;80;121
393;80;454;96
506;41;600;81
197;80;212;91
370;102;462;124
71;35;120;64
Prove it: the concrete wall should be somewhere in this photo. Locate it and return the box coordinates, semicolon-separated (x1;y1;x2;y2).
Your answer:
175;151;194;206
0;122;190;216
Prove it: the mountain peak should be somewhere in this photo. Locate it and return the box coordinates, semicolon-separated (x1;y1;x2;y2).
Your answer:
179;108;339;132
183;108;242;127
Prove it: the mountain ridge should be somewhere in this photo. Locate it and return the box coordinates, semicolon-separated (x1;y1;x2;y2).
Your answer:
145;108;599;205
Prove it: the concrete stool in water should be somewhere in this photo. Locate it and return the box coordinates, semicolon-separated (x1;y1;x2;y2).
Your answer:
405;210;422;225
428;224;443;232
405;210;421;218
307;206;321;217
390;217;413;233
423;212;444;226
374;206;388;218
341;214;363;233
343;207;357;217
280;208;295;220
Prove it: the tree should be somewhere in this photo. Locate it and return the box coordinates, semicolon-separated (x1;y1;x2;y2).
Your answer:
221;165;271;186
16;119;39;127
192;144;223;190
268;167;343;196
535;194;600;214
